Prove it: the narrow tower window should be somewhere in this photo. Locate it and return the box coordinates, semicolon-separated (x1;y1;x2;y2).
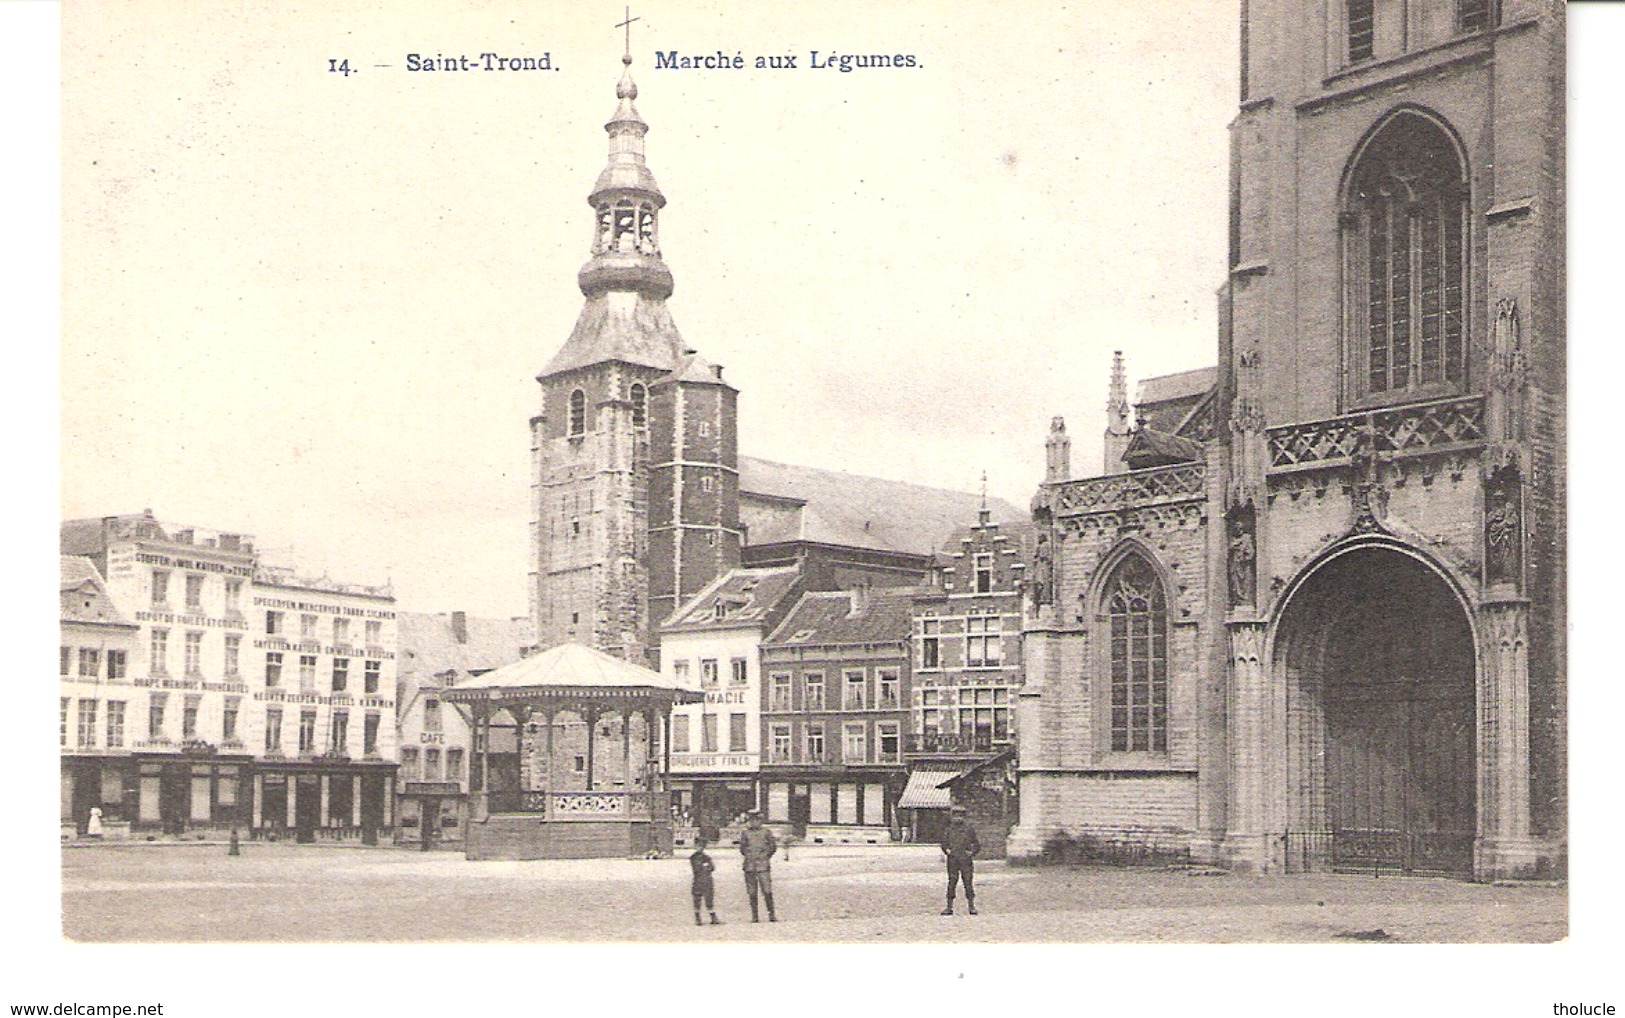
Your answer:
614;202;636;251
569;389;586;437
630;383;647;428
638;205;656;251
1457;0;1496;33
1347;0;1375;62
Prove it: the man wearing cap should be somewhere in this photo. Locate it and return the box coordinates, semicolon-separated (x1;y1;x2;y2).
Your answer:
939;804;981;915
738;810;778;922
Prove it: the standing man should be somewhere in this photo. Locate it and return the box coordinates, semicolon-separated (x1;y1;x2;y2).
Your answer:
738;809;778;923
940;804;980;915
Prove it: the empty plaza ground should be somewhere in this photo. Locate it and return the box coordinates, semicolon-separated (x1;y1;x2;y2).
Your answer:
60;842;1565;943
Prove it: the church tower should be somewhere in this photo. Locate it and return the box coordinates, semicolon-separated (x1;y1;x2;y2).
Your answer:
530;48;740;664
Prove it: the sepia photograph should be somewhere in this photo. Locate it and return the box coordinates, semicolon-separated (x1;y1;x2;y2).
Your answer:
17;0;1614;1011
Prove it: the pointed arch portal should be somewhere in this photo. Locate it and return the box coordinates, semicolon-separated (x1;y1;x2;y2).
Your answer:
1276;546;1476;876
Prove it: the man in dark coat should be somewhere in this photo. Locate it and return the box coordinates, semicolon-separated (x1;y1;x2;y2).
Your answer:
940;804;981;915
737;810;778;922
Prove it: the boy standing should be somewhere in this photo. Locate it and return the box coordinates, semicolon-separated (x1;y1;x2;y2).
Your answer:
940;804;981;915
690;838;721;926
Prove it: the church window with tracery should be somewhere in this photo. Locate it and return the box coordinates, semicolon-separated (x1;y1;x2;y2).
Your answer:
1344;112;1467;401
1105;554;1167;753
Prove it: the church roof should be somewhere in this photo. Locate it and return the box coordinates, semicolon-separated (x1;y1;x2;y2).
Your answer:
738;457;1024;557
541;293;685;377
765;586;926;648
61;556;135;628
1138;366;1217;405
1136;366;1217;435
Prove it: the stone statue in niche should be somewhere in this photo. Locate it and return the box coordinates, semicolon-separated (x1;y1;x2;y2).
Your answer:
1031;531;1054;606
1485;466;1523;588
1227;504;1256;607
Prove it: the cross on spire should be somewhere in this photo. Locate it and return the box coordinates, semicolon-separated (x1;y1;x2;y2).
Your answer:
616;6;640;61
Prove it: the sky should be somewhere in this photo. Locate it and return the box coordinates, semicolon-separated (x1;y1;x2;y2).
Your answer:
58;0;1237;618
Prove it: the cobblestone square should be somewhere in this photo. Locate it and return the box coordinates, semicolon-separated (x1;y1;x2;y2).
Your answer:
61;842;1566;943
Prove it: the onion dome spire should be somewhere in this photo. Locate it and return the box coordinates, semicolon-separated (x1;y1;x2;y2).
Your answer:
578;31;673;300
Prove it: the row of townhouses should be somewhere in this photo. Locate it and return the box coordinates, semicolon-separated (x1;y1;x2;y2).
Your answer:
59;364;1192;856
60;513;399;842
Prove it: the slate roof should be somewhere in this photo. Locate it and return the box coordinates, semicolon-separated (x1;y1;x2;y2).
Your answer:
541;293;686;377
663;566;805;632
1136;367;1217;436
59;519;108;558
60;556;135;627
1123;428;1205;468
765;586;926;648
398;612;533;688
662;351;732;387
1137;366;1217;406
738;456;1024;557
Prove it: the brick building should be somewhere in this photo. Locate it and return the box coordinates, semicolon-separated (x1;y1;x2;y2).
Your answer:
1012;0;1565;881
900;507;1032;845
758;586;918;842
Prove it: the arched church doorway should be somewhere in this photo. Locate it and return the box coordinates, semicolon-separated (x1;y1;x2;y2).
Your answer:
1278;546;1476;876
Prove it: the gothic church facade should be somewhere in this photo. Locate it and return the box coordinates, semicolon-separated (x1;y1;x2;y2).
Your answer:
1013;0;1564;881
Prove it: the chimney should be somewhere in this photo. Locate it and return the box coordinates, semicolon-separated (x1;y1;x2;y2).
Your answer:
849;580;872;617
451;611;468;644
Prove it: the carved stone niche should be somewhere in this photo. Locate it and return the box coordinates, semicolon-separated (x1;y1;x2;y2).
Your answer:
1226;502;1257;608
1030;530;1055;607
1484;464;1524;592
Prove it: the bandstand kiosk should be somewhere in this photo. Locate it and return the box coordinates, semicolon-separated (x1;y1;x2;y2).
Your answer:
443;643;702;860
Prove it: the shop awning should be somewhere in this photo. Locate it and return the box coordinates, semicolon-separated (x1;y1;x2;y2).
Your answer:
898;768;959;810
